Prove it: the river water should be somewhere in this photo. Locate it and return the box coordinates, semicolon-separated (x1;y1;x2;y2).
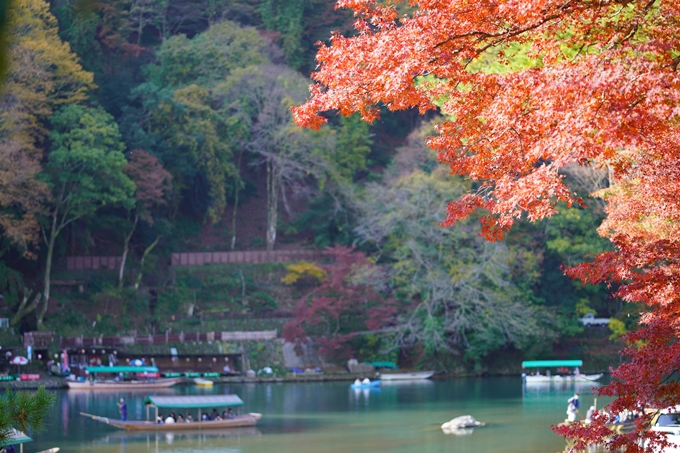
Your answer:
28;378;606;453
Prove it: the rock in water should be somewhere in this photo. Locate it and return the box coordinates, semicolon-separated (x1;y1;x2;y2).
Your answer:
441;415;485;432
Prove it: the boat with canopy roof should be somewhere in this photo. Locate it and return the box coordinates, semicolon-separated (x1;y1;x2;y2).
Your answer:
65;366;183;389
81;394;262;431
521;360;603;383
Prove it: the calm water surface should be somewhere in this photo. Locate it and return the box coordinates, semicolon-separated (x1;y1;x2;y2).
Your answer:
29;378;607;453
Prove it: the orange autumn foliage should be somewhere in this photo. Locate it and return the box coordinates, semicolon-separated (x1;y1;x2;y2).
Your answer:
294;1;680;450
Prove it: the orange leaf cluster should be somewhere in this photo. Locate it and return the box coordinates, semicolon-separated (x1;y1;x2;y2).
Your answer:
294;0;680;449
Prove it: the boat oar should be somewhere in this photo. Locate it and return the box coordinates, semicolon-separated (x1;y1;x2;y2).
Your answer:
80;412;110;424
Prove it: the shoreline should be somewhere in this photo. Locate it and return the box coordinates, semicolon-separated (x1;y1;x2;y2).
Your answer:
0;371;610;390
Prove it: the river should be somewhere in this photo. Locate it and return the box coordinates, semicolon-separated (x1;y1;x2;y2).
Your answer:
28;377;606;453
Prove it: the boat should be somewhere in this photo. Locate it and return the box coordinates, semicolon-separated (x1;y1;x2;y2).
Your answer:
81;394;262;431
521;360;603;384
379;371;435;381
350;380;382;389
194;378;214;387
0;429;56;453
66;366;183;390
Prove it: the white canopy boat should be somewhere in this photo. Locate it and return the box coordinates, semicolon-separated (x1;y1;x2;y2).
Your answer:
66;366;182;390
521;360;603;383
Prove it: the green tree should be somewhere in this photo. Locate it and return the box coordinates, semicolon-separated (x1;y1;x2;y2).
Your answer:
355;129;556;363
122;21;269;223
0;387;55;445
0;0;94;248
38;105;134;330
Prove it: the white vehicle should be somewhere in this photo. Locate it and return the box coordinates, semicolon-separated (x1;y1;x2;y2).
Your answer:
648;408;680;452
579;313;611;326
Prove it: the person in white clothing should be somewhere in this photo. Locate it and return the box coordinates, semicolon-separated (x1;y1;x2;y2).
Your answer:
361;377;370;385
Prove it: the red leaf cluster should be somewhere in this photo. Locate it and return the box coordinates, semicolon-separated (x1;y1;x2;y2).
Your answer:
282;246;397;361
294;1;680;449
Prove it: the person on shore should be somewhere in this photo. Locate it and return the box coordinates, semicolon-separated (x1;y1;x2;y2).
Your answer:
117;398;127;421
585;406;595;424
566;393;580;422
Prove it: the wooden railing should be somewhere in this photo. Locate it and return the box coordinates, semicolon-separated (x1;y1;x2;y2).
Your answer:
64;249;323;270
57;330;277;348
23;332;55;348
171;249;322;266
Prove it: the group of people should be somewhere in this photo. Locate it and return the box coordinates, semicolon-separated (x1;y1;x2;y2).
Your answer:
155;408;235;424
353;377;372;385
565;392;639;425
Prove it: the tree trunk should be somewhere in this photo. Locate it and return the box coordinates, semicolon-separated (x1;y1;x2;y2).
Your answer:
266;157;280;252
134;235;161;291
37;215;58;331
230;149;244;250
119;214;139;289
10;289;41;327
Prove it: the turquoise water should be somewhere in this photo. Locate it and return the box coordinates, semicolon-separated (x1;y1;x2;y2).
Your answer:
28;378;606;453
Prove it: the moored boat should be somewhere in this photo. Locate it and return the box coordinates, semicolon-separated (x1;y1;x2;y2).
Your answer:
66;366;182;390
350;380;382;389
81;394;262;431
379;371;435;381
521;360;603;384
194;378;214;387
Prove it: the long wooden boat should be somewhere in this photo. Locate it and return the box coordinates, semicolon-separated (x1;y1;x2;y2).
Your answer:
66;365;182;390
66;377;183;390
82;394;262;431
379;371;435;381
81;412;262;431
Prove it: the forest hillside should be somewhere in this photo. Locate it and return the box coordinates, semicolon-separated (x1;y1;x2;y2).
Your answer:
0;0;631;371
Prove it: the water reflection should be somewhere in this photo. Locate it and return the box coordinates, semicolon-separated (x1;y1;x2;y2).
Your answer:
31;378;612;453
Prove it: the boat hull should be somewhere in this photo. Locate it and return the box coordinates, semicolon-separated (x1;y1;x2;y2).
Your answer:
350;381;381;389
85;413;262;431
523;374;603;384
379;371;435;381
194;378;214;387
66;377;183;390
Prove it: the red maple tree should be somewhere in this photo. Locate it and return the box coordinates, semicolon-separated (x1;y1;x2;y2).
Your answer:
293;1;680;450
283;246;397;361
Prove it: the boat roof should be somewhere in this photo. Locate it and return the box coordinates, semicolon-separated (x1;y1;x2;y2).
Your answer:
0;429;33;447
86;366;159;373
144;395;244;409
522;360;583;368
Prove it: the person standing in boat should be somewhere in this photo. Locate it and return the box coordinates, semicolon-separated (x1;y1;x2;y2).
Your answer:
566;393;580;422
117;397;127;421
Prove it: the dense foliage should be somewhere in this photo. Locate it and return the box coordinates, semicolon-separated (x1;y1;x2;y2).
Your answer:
294;0;680;449
0;0;630;396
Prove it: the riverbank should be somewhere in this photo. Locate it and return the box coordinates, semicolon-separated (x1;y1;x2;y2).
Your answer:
0;369;610;390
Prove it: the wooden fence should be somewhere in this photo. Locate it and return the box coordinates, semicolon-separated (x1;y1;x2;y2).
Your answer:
64;250;322;270
56;330;278;348
171;250;322;266
66;256;123;271
23;332;55;348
